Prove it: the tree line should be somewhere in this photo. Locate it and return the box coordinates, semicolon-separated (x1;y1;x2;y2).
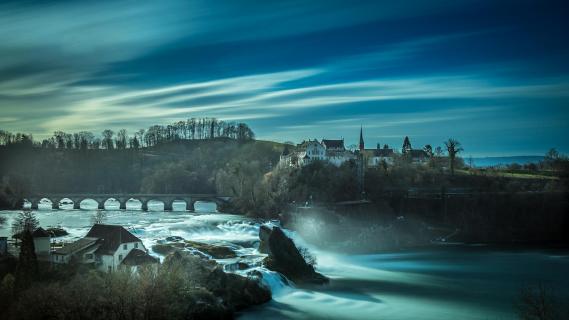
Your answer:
0;117;255;150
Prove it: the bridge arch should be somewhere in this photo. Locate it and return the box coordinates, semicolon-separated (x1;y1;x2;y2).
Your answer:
58;197;74;210
194;200;218;212
103;198;121;210
78;198;99;210
36;198;54;210
171;199;188;211
22;199;32;209
142;199;165;211
126;198;142;210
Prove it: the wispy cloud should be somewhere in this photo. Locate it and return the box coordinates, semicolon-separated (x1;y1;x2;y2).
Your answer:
26;60;567;137
1;0;567;155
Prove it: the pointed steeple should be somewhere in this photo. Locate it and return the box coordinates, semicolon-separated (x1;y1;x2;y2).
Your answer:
359;126;364;151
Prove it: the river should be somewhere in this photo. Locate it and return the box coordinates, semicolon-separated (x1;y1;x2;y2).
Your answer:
1;202;568;320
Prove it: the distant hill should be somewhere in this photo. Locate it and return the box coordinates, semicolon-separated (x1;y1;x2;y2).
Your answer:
471;156;544;168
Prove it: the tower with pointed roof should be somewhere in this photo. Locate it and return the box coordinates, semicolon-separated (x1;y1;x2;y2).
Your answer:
357;126;365;199
359;126;365;152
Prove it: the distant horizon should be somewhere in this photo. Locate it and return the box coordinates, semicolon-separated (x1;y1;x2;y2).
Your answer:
2;124;562;159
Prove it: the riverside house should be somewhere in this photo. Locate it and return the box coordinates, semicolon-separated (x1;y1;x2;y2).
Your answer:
52;224;157;272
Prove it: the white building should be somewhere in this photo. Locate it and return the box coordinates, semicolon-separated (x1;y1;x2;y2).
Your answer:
279;139;355;168
52;224;157;272
364;145;396;167
32;227;51;261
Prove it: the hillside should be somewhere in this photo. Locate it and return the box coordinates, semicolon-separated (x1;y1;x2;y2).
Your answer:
0;139;285;208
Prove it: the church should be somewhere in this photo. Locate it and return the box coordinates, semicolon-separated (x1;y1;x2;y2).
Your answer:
278;128;397;168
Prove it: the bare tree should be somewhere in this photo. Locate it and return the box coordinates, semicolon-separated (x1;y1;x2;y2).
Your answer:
516;284;563;320
115;129;128;150
444;138;463;175
434;146;444;157
91;211;107;225
102;129;115;150
423;144;433;157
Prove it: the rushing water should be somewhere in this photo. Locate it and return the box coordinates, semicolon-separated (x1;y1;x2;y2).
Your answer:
1;204;568;320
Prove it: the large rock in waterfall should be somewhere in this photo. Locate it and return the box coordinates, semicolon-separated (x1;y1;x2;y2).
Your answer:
259;225;328;285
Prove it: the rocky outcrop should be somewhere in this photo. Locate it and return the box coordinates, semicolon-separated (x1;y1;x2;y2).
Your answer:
259;226;328;285
258;225;272;254
152;241;237;259
46;227;68;237
185;241;237;259
165;251;271;312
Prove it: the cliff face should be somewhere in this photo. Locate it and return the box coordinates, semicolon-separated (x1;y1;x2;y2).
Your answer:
259;225;328;285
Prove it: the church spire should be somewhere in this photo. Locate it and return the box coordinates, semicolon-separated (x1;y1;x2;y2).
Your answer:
359;126;364;151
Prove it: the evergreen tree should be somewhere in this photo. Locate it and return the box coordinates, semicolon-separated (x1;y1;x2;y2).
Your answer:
11;210;39;239
15;229;38;291
402;136;412;154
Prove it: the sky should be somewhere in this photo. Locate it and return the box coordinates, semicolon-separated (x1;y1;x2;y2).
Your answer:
0;0;568;156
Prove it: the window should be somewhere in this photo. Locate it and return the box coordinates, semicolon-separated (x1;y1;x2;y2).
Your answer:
123;244;127;250
108;266;112;273
134;243;138;249
86;254;93;260
119;254;123;261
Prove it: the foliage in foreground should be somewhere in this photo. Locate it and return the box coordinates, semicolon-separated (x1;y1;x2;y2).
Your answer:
0;252;270;320
516;284;569;320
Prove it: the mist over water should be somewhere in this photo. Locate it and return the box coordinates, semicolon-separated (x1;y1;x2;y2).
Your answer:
1;206;568;320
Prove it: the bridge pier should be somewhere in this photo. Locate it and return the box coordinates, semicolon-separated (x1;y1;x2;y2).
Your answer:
117;198;128;210
71;198;82;210
141;200;149;211
186;200;195;212
51;198;61;210
97;201;105;210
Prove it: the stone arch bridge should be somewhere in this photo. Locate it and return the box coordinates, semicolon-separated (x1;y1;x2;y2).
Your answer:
25;194;232;211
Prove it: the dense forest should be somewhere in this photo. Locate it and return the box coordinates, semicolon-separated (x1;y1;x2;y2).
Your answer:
0;117;255;150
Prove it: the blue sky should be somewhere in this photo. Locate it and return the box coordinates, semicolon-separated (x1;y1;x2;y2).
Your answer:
0;0;568;156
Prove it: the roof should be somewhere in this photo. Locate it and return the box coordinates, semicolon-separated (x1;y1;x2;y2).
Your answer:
86;224;141;255
281;145;291;156
296;139;321;150
322;139;344;150
54;238;99;255
409;149;428;158
32;227;50;238
375;148;395;157
363;148;394;157
121;249;159;266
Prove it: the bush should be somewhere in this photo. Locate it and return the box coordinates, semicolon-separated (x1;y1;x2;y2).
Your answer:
516;284;568;320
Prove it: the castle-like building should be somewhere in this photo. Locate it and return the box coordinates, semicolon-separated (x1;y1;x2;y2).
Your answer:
279;138;355;168
279;128;429;169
